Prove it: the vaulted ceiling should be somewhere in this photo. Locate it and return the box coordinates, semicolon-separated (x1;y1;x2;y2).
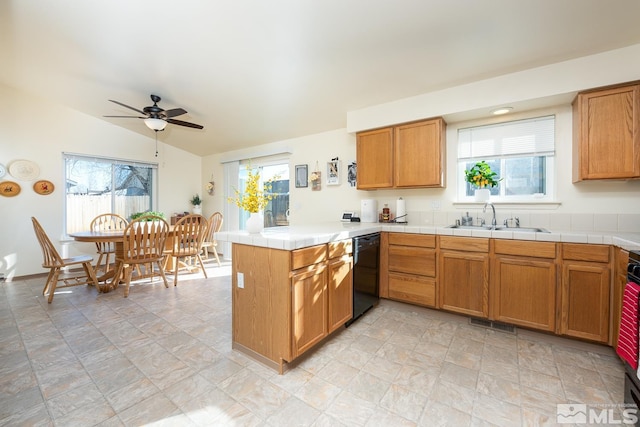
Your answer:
2;1;640;156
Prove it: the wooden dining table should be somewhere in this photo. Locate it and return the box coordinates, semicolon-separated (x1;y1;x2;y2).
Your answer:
70;226;197;293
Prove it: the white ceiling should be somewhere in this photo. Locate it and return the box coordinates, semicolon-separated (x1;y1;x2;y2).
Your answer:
2;1;640;157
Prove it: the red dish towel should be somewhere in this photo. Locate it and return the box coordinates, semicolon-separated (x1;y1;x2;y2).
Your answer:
617;282;640;369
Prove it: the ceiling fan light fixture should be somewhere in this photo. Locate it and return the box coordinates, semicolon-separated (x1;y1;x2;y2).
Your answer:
144;117;167;131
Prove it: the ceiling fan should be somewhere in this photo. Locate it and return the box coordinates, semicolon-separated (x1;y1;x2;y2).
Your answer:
104;94;204;131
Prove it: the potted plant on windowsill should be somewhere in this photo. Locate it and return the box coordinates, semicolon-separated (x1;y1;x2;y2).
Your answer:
465;161;502;202
190;194;202;214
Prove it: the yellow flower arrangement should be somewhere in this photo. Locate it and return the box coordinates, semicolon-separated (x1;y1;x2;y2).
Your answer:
228;167;276;213
464;161;502;188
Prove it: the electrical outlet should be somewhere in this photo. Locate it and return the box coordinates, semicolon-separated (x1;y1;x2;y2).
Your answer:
237;272;244;288
431;200;441;211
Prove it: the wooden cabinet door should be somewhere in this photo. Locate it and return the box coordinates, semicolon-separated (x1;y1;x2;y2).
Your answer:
394;118;445;188
327;256;353;334
356;127;393;189
560;261;610;343
439;251;489;318
491;256;557;332
573;83;640;181
291;265;328;358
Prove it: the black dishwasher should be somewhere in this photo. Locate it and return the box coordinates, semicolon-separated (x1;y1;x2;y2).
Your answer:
347;232;380;326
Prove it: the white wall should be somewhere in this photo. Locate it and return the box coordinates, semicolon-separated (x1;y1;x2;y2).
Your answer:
7;44;640;278
203;45;640;236
0;84;202;278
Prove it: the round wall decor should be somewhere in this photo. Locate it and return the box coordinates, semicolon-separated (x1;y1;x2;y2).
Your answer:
9;160;40;181
0;163;6;179
33;180;54;195
0;181;21;197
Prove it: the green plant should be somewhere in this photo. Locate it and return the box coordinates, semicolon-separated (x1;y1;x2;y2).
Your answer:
464;161;502;188
130;211;165;221
190;194;202;206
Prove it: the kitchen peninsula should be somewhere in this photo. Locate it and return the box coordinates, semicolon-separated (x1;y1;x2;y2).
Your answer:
218;223;378;373
217;223;640;373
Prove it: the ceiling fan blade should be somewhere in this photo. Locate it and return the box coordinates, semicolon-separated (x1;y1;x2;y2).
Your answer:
103;115;146;119
167;118;204;129
164;108;187;118
108;99;146;115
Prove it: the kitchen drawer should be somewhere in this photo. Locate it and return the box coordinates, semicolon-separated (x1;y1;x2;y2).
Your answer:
388;232;436;248
291;244;327;270
439;236;489;252
494;240;556;259
388;272;436;307
389;245;436;276
562;243;610;263
328;239;352;258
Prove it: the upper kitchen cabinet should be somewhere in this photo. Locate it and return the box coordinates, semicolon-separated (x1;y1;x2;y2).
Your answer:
572;82;640;182
356;117;446;189
356;127;394;189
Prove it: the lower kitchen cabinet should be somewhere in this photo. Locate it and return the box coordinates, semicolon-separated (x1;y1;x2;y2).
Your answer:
291;264;328;358
612;248;629;346
232;240;353;373
560;244;611;343
327;243;354;334
490;240;557;332
387;233;436;307
439;236;489;318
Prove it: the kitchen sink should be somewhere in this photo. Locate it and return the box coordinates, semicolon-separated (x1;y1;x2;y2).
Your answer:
495;226;550;233
446;225;491;230
446;224;550;233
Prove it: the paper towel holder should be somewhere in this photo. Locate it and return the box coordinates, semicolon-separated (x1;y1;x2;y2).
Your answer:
393;197;408;224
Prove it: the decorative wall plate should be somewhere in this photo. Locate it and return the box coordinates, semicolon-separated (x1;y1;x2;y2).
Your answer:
33;180;54;195
0;181;21;197
0;163;6;179
9;160;40;181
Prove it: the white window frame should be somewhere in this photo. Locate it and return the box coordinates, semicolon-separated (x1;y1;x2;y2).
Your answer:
456;115;556;203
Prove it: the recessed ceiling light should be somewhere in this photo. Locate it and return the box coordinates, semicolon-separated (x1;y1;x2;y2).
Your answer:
491;107;513;115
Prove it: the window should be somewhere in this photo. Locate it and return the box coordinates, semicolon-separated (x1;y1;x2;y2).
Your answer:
457;115;555;201
237;162;290;229
64;153;157;235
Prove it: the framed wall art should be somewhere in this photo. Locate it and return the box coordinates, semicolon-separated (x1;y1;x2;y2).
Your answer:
347;161;357;187
327;158;340;186
295;164;308;188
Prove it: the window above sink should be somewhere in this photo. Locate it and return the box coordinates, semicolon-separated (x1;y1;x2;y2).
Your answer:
456;115;556;203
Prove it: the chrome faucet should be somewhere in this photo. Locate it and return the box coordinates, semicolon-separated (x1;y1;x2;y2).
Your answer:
483;202;497;227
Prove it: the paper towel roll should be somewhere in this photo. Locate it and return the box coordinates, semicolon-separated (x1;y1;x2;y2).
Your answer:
396;197;406;221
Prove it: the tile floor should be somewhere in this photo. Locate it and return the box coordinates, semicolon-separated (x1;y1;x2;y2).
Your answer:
0;261;627;426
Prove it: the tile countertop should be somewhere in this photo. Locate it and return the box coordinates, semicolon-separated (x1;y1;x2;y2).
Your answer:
215;222;640;252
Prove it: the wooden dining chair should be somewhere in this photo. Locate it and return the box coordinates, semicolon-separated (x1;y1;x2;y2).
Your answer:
90;213;128;274
31;217;99;303
111;214;169;297
165;214;209;285
201;212;223;267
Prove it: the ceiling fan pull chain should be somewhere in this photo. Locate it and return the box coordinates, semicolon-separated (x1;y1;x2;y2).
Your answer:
155;130;158;157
